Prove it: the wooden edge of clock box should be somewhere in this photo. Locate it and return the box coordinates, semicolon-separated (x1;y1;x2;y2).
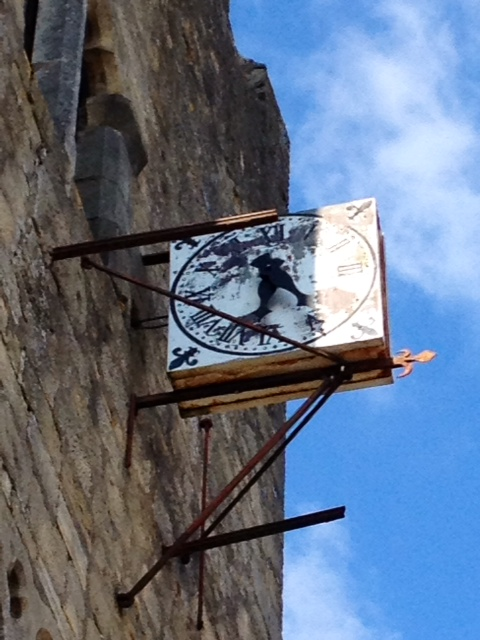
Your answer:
169;338;390;389
175;327;394;416
177;367;393;417
378;224;392;360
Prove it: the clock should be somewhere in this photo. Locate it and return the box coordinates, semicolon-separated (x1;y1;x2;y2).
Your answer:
167;198;392;414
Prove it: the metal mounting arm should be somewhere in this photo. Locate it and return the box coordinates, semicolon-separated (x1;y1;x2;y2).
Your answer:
115;376;345;608
50;209;278;261
167;506;346;559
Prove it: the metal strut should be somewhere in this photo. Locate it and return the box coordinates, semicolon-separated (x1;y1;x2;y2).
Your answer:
78;257;435;470
50;210;279;261
80;257;349;469
50;213;438;614
196;418;212;631
167;507;346;558
115;375;345;608
200;373;343;540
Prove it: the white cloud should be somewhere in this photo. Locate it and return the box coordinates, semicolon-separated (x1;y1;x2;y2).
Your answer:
291;0;480;301
283;518;402;640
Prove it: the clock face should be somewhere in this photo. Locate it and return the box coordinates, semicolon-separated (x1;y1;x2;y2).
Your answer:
169;212;379;359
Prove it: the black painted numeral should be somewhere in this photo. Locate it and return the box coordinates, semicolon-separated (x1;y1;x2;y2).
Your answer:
217;322;252;346
259;331;276;347
194;262;220;275
182;286;213;304
187;309;221;334
259;224;285;244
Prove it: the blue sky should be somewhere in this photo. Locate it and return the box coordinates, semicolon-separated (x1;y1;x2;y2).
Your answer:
231;1;480;638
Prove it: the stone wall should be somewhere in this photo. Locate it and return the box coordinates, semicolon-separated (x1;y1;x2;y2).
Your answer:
0;1;289;639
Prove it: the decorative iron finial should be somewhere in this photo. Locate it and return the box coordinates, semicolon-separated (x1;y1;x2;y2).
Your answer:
394;349;437;378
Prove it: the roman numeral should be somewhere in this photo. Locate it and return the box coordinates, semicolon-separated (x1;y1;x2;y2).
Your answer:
337;263;363;276
182;286;213;303
259;224;285;244
258;331;276;346
194;262;220;274
217;322;252;346
187;309;221;334
327;238;350;252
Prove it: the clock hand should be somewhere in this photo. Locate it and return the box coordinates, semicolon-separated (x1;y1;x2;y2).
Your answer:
251;252;314;308
240;278;276;322
241;251;315;322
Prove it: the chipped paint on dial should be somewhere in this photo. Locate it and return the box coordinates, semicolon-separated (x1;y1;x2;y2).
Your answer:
168;204;382;364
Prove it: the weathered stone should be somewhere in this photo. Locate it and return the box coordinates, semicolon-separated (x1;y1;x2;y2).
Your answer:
85;94;148;176
56;496;89;590
32;0;88;161
75;125;135;272
1;1;288;639
75;126;132;221
34;557;73;639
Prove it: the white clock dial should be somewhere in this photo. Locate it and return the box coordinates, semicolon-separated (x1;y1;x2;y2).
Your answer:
169;214;377;357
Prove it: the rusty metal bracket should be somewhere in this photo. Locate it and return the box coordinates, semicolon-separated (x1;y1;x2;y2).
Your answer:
131;314;168;330
50;210;438;617
77;257;354;469
122;348;436;466
125;394;138;469
50;209;278;261
166;507;346;560
196;418;213;630
115;377;344;608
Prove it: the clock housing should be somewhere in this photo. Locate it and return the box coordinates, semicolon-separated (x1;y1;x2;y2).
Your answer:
167;198;392;415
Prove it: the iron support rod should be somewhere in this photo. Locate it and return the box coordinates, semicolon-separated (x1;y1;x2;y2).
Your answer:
81;258;345;365
51;210;278;261
196;418;212;630
132;314;168;326
167;507;346;558
202;375;344;538
136;350;434;412
136;361;359;412
142;250;170;266
116;382;334;607
125;394;137;469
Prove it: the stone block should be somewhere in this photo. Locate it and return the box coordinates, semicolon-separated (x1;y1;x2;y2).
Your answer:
85;94;148;176
56;496;89;590
75;126;132;230
75;127;132;200
34;557;73;640
32;0;88;160
32;0;87;63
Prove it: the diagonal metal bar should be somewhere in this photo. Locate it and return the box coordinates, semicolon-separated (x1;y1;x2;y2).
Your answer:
81;257;346;365
166;507;346;558
116;380;336;607
50;209;278;261
201;373;345;539
196;418;212;630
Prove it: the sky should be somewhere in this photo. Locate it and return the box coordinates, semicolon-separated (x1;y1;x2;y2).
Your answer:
231;1;480;639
